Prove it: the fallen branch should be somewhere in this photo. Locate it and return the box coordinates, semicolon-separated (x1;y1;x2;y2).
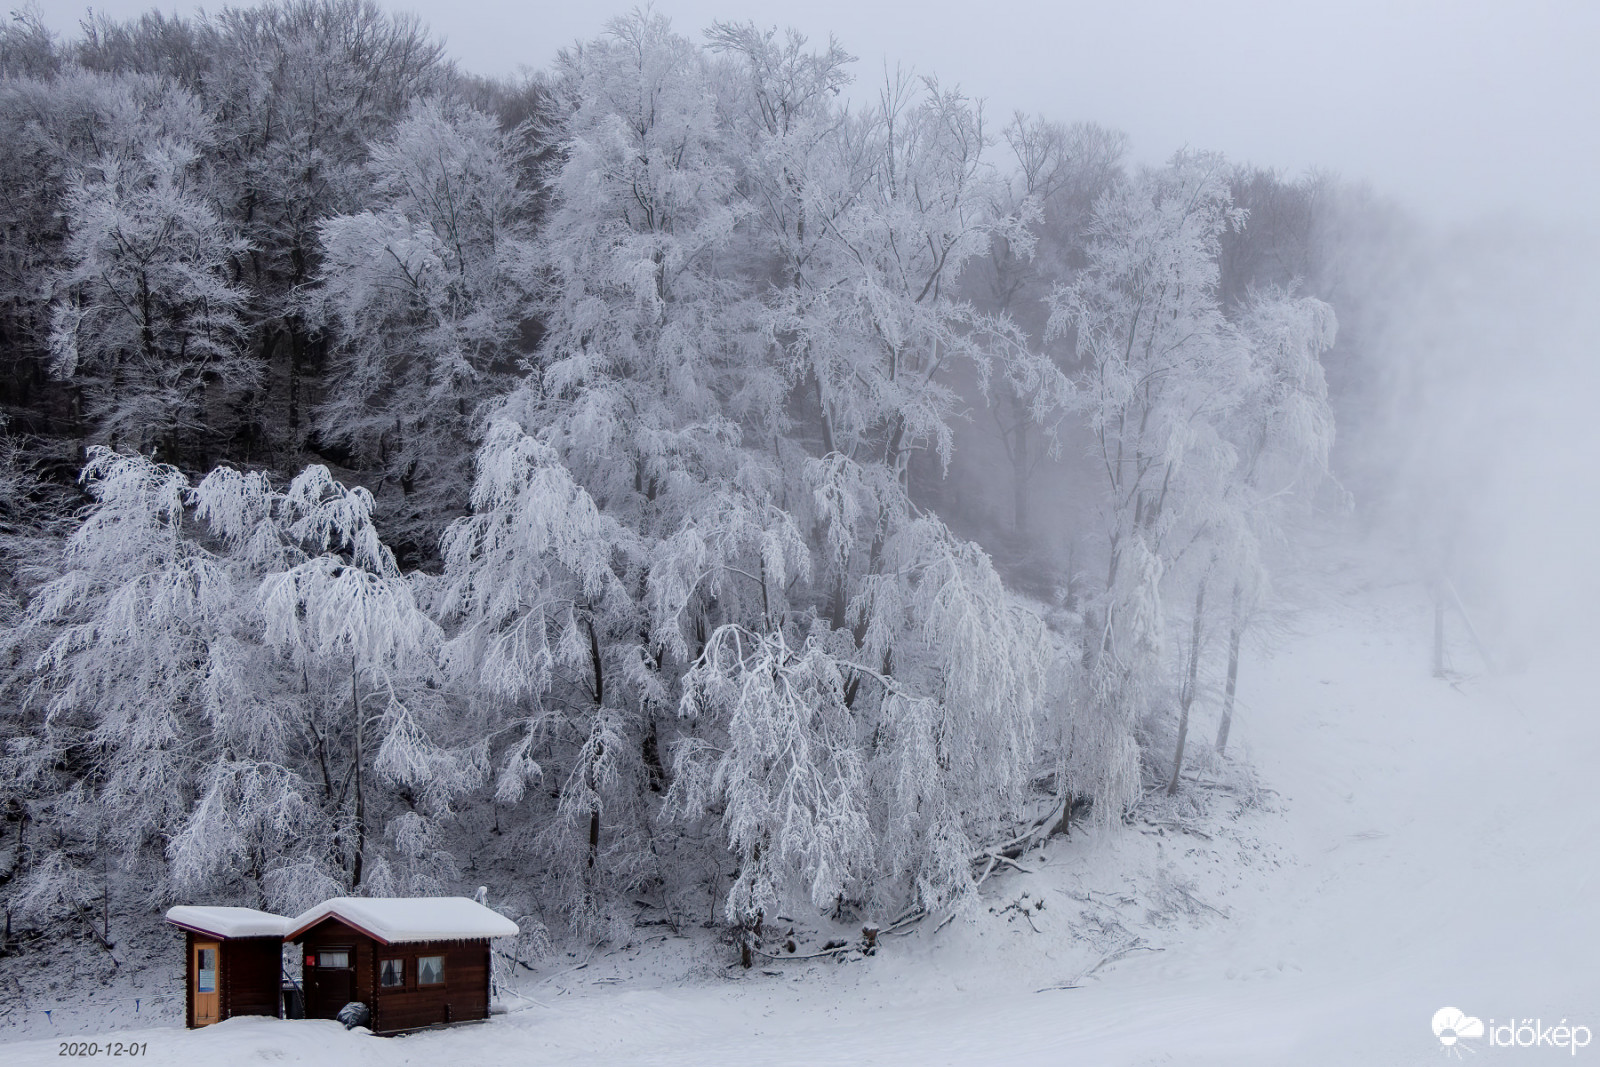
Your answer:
882;908;928;937
1175;885;1229;919
751;942;854;962
1140;818;1213;841
1079;937;1163;981
754;924;886;963
494;949;540;973
761;809;1066;956
987;798;1072;860
68;900;118;967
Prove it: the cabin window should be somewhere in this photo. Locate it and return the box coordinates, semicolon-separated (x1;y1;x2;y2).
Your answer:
317;951;350;969
196;948;217;993
417;955;444;986
379;958;405;988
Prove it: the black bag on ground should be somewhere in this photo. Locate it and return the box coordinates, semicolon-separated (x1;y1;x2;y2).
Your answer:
337;1001;370;1030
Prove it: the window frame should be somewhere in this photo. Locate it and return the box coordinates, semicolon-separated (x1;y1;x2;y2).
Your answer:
415;954;446;988
315;949;352;970
378;956;408;990
195;947;217;994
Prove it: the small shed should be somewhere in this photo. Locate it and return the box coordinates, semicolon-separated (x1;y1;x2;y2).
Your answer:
165;906;291;1028
284;897;518;1035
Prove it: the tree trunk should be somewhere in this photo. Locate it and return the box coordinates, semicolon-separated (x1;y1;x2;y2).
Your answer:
813;370;836;458
1432;583;1447;678
1011;424;1031;537
100;838;110;948
736;843;764;969
587;806;600;875
350;660;365;889
1167;580;1207;796
1214;584;1243;755
584;620;604;910
738;910;761;970
829;572;849;633
288;324;300;436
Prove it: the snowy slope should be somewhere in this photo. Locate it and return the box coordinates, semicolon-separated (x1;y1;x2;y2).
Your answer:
5;568;1594;1065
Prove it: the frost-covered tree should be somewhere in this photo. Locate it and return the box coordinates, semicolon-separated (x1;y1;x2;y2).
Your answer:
678;30;1057;935
250;465;466;893
971;115;1126;537
7;449;231;931
436;418;646;932
184;460;473;904
312;98;535;552
193;0;451;441
436;11;771;935
670;625;868;964
1211;287;1337;754
672;506;1050;931
9;449;470;922
45;78;255;457
0;7;58;79
1046;153;1252;797
536;11;754;507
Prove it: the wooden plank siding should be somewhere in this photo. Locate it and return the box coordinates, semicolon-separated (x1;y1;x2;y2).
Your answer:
296;917;492;1034
368;940;490;1033
184;931;194;1030
223;938;283;1020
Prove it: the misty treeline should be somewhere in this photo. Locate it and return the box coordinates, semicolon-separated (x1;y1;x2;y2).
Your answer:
0;2;1406;963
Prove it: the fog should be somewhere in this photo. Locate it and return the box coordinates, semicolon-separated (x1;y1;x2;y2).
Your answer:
1380;221;1600;661
33;0;1600;228
25;0;1594;643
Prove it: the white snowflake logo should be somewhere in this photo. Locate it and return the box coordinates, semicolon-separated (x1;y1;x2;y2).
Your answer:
1433;1007;1485;1057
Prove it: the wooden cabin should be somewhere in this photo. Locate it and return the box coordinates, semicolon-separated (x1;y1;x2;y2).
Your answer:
284;897;518;1035
165;906;291;1028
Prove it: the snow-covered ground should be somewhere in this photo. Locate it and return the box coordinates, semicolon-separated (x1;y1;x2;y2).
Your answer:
5;563;1595;1065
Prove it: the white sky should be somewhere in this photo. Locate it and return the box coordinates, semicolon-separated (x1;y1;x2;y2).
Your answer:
30;0;1600;227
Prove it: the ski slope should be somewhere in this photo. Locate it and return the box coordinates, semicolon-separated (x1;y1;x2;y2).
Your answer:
6;570;1594;1065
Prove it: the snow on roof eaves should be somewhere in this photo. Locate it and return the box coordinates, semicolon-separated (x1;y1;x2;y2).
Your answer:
166;905;291;939
284;897;520;944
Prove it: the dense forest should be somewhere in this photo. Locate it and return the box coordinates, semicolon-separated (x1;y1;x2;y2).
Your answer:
0;1;1432;970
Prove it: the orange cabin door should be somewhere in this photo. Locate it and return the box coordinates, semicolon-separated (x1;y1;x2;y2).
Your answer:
193;942;221;1026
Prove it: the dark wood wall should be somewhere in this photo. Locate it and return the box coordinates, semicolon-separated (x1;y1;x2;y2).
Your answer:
223;938;283;1019
368;939;490;1034
185;931;194;1030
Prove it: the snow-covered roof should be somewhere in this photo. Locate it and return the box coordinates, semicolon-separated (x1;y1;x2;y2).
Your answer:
166;905;291;940
284;897;519;944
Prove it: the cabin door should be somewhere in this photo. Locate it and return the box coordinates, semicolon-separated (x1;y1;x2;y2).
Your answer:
193;942;221;1026
305;948;355;1019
